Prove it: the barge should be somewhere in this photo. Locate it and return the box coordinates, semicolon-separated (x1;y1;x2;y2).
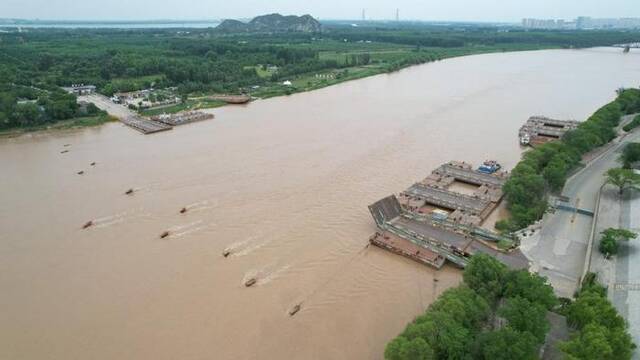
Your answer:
368;162;529;270
400;161;507;226
211;95;251;104
519;116;580;147
370;231;446;269
151;111;214;126
121;116;173;134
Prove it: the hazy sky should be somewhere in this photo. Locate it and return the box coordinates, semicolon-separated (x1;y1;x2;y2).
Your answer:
2;0;639;22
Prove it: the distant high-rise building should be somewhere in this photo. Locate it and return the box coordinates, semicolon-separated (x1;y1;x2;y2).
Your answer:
395;8;400;22
362;9;366;21
523;16;640;30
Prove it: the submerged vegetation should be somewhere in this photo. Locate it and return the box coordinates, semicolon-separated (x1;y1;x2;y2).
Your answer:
1;23;639;130
497;88;640;231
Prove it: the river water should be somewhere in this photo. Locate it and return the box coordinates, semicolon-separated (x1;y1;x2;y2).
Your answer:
1;48;639;360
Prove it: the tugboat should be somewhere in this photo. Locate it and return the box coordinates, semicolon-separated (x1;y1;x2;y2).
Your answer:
477;160;502;174
244;278;257;287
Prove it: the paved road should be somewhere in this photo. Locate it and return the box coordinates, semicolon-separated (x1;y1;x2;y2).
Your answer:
79;94;137;120
521;114;640;298
614;186;640;356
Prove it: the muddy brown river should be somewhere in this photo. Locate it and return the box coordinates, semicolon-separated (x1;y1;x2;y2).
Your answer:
1;48;639;360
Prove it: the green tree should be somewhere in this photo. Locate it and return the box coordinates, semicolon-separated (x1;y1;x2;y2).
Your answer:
543;155;569;191
403;311;472;359
385;337;435;360
427;286;490;331
463;254;507;303
499;297;549;343
561;324;613;360
12;103;41;126
502;269;557;310
602;228;638;242
604;168;640;195
567;288;626;331
619;143;640;168
599;235;619;257
599;228;637;258
474;328;538;360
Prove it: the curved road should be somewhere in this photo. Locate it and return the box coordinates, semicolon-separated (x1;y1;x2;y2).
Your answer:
521;114;640;298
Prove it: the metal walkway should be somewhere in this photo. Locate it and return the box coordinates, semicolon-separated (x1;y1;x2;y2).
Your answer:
554;203;595;217
437;164;507;187
405;183;489;214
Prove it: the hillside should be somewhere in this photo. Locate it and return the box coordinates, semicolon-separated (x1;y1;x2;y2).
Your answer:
216;13;321;33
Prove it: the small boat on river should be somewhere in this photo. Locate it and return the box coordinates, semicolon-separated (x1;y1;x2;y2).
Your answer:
289;303;302;316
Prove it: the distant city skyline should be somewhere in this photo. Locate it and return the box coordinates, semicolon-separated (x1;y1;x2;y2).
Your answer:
523;16;640;30
1;0;639;22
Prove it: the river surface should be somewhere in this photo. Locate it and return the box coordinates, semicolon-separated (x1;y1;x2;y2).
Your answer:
1;47;639;360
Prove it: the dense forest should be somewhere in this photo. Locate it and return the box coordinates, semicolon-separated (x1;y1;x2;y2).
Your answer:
1;24;639;130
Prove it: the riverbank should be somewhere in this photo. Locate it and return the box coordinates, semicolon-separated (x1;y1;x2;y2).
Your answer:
3;45;566;135
249;44;564;100
0;113;117;137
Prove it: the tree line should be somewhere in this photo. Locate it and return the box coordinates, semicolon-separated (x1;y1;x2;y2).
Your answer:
0;83;101;129
497;88;640;231
385;255;557;359
1;27;638;130
322;26;640;49
385;255;636;359
560;273;635;359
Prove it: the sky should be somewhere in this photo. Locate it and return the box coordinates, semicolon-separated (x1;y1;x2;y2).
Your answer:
1;0;639;22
